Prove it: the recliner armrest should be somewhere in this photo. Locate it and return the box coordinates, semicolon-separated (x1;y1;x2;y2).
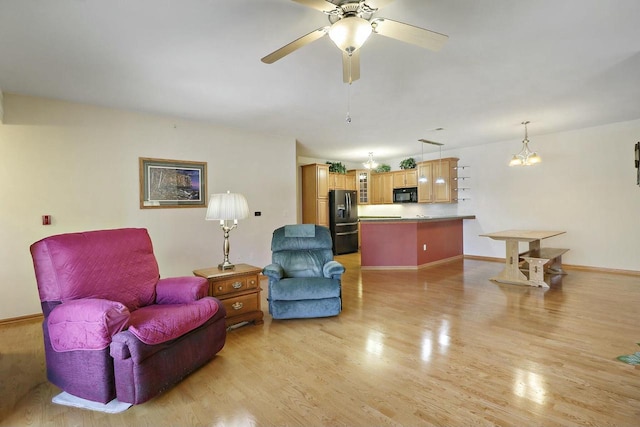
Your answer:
323;260;345;279
156;277;208;304
47;298;130;352
262;264;284;281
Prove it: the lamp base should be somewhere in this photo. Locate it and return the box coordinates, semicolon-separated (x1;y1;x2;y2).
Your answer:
218;261;235;270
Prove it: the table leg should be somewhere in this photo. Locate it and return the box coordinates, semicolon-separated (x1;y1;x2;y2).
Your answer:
490;239;529;285
529;239;541;252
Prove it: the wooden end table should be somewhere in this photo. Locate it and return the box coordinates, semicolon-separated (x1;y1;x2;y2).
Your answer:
193;263;264;327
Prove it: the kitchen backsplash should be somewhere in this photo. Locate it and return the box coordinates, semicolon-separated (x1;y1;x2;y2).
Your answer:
358;202;472;218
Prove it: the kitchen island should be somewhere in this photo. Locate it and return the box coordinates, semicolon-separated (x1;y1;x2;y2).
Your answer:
359;215;476;269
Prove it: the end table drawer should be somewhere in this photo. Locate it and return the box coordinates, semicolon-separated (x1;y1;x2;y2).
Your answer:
222;293;259;316
212;274;259;296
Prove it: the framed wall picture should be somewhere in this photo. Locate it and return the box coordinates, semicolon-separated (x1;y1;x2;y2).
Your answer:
139;157;207;209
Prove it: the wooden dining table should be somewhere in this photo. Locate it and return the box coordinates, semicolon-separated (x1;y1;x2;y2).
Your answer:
480;230;566;287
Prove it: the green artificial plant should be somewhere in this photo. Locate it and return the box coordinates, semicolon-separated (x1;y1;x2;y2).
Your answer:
399;157;417;169
375;164;391;173
326;161;347;174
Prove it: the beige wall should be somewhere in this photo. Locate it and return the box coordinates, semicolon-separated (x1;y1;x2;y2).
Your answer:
459;119;640;271
0;94;297;320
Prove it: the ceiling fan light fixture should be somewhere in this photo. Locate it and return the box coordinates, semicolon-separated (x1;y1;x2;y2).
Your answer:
329;16;372;54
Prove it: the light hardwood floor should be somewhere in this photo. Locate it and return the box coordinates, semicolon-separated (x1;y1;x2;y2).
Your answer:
1;255;639;426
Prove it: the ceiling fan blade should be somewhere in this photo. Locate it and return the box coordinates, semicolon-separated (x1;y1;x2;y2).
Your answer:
292;0;337;13
342;51;360;84
261;27;329;64
364;0;396;10
372;18;448;51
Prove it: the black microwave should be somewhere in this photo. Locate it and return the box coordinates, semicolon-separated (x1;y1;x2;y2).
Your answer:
393;187;418;203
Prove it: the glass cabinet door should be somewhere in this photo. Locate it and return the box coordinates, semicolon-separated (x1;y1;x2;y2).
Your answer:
358;170;369;204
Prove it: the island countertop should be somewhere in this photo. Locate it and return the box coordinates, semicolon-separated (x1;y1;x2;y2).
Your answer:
359;214;476;223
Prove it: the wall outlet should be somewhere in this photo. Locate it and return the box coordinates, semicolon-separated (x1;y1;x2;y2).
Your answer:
423;244;427;251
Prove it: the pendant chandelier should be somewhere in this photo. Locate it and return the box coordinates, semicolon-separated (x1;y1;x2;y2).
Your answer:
418;141;427;183
363;152;378;170
418;139;445;183
435;145;445;184
509;121;541;166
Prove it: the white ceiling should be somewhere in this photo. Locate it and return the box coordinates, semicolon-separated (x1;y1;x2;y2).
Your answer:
1;0;640;163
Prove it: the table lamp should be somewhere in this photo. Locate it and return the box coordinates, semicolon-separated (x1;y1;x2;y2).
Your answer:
205;191;249;270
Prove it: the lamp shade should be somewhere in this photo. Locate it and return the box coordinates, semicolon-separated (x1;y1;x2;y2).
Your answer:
205;191;249;221
329;16;372;54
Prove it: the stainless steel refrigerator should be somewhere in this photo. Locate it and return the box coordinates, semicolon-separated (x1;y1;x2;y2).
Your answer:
329;189;359;255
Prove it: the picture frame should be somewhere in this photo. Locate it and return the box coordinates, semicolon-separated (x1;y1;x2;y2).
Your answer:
139;157;207;209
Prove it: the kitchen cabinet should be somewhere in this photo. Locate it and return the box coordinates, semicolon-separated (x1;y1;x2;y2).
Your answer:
328;172;346;190
371;172;393;204
345;172;357;191
353;169;370;205
393;170;418;188
433;159;453;203
301;163;329;227
417;158;458;203
417;162;433;203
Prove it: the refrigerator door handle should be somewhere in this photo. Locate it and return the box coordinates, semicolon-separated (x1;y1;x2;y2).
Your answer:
336;230;359;236
335;222;359;227
351;191;355;219
346;192;351;217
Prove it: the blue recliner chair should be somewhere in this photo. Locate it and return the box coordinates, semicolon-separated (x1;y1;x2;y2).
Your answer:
263;224;344;319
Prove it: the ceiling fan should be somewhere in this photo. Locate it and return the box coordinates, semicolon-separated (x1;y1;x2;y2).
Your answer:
261;0;448;84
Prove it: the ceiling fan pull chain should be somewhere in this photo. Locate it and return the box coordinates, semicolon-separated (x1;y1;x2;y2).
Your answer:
345;89;352;124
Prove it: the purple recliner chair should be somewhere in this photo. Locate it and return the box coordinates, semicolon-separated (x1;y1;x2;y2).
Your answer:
30;228;227;405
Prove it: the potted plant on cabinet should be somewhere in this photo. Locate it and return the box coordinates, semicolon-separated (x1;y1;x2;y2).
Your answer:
399;157;416;169
374;164;391;173
326;161;347;174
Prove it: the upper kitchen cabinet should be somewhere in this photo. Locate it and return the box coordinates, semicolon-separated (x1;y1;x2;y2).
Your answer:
371;172;393;204
417;157;459;203
393;169;418;188
328;172;346;190
345;172;357;191
301;163;330;227
417;162;433;203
